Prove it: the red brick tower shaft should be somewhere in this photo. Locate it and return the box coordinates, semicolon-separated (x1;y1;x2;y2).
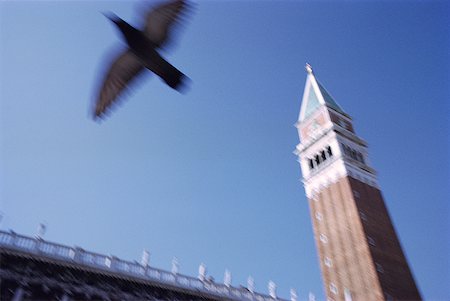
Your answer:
295;65;421;301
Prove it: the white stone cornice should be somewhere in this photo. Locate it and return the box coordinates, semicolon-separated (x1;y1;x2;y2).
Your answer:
302;156;379;199
296;123;335;154
333;126;368;147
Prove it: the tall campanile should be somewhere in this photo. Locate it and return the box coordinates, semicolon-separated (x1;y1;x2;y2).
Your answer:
294;65;421;301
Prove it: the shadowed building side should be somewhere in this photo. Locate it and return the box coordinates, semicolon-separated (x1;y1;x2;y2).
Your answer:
0;230;291;301
1;252;219;301
294;65;421;301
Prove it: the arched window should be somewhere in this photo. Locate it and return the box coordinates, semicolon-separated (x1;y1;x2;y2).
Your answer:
357;152;365;164
315;212;323;221
330;283;338;294
315;154;321;165
351;149;357;160
321;150;327;161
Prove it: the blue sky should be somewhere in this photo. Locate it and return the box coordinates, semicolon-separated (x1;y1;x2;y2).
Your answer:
0;1;448;300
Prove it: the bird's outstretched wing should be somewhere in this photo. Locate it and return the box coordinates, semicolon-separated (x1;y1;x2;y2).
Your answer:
94;50;145;118
145;0;188;47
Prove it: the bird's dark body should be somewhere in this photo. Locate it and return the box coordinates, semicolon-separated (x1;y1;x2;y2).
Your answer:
94;0;190;119
114;19;184;90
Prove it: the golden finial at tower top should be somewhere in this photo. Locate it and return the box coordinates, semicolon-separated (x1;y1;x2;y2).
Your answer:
305;63;313;74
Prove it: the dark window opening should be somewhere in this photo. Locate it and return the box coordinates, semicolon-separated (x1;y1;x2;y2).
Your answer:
321;150;327;161
309;159;314;170
309;146;336;171
327;146;333;157
358;152;365;164
342;144;351;156
351;150;357;160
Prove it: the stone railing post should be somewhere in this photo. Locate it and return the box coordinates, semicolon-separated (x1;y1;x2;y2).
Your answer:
268;280;277;299
69;247;83;262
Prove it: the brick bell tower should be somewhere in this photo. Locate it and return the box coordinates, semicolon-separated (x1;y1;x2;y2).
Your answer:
294;64;422;301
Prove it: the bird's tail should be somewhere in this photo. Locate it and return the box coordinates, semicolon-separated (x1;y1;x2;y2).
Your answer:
142;51;188;92
163;68;187;91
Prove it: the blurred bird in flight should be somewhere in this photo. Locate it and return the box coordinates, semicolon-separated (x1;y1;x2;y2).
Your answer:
93;0;191;119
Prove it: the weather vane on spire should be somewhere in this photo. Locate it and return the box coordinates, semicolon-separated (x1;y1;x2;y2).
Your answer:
305;63;313;74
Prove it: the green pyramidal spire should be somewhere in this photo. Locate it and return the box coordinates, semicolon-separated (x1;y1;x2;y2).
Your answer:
299;64;346;122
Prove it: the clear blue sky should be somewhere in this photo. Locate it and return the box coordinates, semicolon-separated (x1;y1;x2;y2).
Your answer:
1;1;448;300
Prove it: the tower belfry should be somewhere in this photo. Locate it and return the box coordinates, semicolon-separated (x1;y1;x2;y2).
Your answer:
295;65;421;301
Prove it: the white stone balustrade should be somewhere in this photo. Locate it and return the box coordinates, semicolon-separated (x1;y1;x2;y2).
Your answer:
0;230;289;301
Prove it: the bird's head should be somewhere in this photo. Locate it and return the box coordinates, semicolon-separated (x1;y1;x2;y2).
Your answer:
102;12;122;25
